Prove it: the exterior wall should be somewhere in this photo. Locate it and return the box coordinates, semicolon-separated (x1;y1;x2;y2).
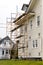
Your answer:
0;40;12;59
28;0;42;58
0;48;10;59
0;49;2;59
18;0;43;60
40;0;43;60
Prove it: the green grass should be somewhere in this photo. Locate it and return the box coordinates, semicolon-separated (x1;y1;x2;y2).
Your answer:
0;60;42;65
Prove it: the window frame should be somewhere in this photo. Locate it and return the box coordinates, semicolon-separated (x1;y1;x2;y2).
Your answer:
33;40;35;48
35;40;38;47
30;20;33;29
2;50;4;55
37;16;40;26
6;50;8;54
20;27;23;34
25;24;27;32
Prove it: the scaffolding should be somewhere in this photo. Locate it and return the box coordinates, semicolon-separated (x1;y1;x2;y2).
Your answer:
10;12;35;58
6;12;22;43
6;13;16;43
0;23;6;38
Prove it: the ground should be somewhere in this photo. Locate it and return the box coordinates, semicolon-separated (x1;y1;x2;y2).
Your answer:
0;60;43;65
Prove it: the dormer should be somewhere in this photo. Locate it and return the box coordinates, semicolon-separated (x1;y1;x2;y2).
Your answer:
21;4;29;12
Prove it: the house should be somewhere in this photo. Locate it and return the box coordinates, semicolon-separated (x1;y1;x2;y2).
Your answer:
0;36;14;59
11;0;43;60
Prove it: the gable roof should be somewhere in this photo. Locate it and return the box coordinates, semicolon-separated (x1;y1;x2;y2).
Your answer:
28;0;37;12
21;0;37;12
0;36;14;44
13;0;36;24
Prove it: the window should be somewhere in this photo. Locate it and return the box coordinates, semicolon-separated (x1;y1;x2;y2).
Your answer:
33;40;35;47
29;53;31;56
25;24;27;32
4;42;6;45
23;48;24;52
32;40;38;48
29;36;31;39
38;52;40;56
6;40;9;45
21;27;23;33
6;50;8;54
38;33;40;37
2;50;4;55
30;20;32;29
37;16;40;26
4;40;6;45
27;42;28;48
36;40;38;47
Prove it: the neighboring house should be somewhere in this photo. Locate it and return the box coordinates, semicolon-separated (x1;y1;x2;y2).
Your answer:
11;0;43;60
0;36;14;59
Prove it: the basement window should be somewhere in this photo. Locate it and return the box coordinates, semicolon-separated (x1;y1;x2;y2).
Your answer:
27;42;28;48
29;53;31;56
38;52;40;56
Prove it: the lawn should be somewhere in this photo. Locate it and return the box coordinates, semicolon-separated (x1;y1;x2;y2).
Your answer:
0;60;43;65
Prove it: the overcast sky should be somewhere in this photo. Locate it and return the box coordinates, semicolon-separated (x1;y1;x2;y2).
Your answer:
0;0;30;38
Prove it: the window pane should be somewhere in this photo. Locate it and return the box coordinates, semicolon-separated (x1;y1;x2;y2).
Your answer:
38;33;40;37
29;36;31;39
37;16;40;26
36;40;38;47
6;50;8;54
30;20;32;29
38;52;40;56
25;24;27;32
2;50;4;55
33;40;35;47
20;27;23;33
